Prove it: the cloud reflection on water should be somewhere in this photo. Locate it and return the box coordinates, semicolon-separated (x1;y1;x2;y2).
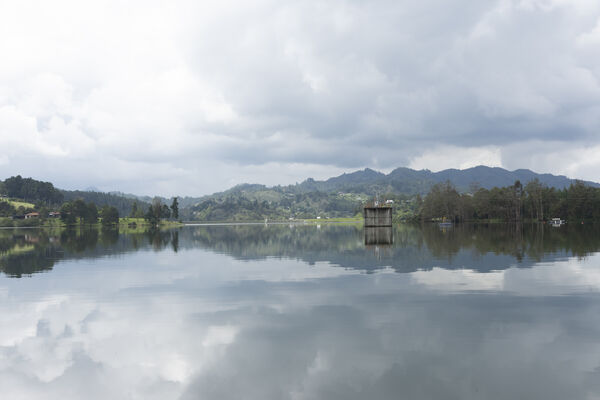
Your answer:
0;225;599;399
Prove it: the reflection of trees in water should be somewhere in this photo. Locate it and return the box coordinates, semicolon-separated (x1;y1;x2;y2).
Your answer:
0;230;57;277
0;227;182;277
184;223;600;273
100;227;120;246
171;230;179;253
146;228;177;251
187;224;364;262
1;223;600;278
61;228;99;253
421;223;600;261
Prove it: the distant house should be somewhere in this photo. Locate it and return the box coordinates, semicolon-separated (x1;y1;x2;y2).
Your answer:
24;212;40;219
48;211;61;218
385;200;394;204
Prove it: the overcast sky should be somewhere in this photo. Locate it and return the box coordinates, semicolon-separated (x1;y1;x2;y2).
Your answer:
1;0;600;196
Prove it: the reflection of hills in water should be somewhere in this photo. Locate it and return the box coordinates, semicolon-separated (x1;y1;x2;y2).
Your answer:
186;224;600;272
0;228;179;277
184;223;600;273
1;223;599;277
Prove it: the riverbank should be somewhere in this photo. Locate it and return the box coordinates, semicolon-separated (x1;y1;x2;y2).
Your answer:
182;217;363;225
0;217;183;229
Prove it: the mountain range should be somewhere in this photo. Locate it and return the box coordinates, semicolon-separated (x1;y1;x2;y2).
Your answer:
3;166;598;221
170;165;599;221
201;165;599;200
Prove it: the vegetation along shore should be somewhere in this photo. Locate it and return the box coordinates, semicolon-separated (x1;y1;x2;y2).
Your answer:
1;167;600;227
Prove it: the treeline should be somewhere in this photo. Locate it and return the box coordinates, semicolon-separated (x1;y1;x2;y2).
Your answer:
145;198;179;227
1;175;63;204
60;199;120;226
0;175;149;216
0;196;180;228
62;190;148;217
419;179;600;222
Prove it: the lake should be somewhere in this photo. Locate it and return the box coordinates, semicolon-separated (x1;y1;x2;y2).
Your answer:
1;223;600;399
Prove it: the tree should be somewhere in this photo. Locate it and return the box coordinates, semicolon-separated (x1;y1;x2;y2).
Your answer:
513;180;523;221
145;198;163;227
101;206;119;226
171;197;179;220
60;202;76;225
525;178;545;221
72;199;87;223
420;181;461;221
0;201;15;217
83;202;98;224
130;201;138;218
161;204;171;219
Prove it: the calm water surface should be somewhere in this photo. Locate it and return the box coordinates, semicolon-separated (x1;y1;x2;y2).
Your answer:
1;223;600;399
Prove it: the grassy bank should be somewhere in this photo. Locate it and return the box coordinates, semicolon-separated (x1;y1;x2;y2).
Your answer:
0;198;36;209
0;217;183;229
302;217;362;224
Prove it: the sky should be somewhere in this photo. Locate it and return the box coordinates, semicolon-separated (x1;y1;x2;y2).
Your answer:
1;0;600;196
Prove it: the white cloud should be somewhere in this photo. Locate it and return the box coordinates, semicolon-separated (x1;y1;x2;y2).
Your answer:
409;146;503;172
1;0;600;195
500;141;600;182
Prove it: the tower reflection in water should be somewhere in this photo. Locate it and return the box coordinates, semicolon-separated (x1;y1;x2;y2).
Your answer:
364;226;394;245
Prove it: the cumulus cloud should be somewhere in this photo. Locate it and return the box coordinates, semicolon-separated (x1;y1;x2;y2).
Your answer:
1;0;600;195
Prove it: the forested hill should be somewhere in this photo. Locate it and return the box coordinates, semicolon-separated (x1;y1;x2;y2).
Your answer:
193;165;599;202
181;166;600;221
0;176;148;216
61;190;148;216
2;166;598;222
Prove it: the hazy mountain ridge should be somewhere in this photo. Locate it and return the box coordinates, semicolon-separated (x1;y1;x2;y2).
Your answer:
306;165;599;193
198;165;598;200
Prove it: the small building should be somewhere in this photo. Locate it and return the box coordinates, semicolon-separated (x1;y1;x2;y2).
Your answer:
24;212;40;219
48;211;61;218
364;206;392;227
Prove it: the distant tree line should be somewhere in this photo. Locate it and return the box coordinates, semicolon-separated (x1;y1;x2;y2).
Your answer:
1;175;64;204
60;199;119;226
62;190;148;216
0;175;150;216
0;175;160;227
0;184;180;229
419;179;600;222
